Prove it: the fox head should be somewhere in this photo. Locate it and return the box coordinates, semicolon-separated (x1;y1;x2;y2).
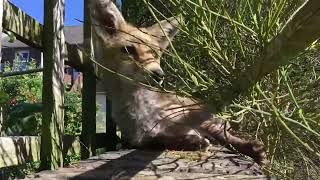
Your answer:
90;0;179;85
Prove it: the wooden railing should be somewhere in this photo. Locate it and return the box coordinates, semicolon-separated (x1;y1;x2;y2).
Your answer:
0;0;115;169
0;133;117;168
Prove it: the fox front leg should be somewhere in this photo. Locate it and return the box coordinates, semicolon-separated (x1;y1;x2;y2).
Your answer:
199;120;267;165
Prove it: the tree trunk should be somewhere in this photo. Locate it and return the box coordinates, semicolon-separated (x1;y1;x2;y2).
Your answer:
40;0;66;170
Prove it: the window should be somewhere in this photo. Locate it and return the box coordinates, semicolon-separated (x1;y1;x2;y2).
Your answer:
64;67;73;74
0;63;4;72
14;50;30;71
15;50;30;62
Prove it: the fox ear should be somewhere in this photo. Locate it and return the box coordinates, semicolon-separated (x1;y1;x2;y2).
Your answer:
91;0;125;34
147;17;180;51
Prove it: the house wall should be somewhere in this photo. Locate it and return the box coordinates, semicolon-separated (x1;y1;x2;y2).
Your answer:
96;92;107;133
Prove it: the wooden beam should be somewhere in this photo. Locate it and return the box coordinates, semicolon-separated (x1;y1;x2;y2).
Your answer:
40;0;66;170
0;68;43;77
0;0;3;136
2;0;84;70
81;0;96;159
3;0;42;49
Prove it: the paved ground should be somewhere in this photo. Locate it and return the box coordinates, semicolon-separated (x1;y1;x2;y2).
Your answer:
28;147;269;180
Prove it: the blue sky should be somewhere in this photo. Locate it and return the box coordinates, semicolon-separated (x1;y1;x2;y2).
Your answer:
9;0;84;26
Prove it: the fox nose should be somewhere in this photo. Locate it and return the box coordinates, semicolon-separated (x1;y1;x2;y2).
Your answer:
152;69;165;80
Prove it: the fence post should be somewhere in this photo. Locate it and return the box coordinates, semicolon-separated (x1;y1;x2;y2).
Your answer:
106;98;117;150
0;106;3;136
81;0;96;159
40;0;66;170
0;0;3;136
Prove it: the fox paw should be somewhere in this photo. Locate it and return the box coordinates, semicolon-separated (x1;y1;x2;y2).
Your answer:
248;140;268;166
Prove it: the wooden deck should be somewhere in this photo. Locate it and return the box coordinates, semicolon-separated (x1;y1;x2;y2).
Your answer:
27;147;269;180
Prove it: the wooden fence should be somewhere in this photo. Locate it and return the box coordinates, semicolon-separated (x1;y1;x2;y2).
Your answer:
0;0;116;170
0;133;117;168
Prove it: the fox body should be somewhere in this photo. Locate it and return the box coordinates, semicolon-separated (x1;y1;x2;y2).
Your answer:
90;0;266;164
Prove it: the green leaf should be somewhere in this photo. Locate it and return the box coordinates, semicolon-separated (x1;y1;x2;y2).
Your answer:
7;31;16;43
191;74;199;86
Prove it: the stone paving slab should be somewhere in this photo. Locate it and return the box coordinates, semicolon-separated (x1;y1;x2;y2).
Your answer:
27;147;270;180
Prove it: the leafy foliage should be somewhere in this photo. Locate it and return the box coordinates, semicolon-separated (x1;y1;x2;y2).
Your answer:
0;61;42;135
0;162;40;179
0;61;82;136
0;90;10;106
0;61;42;104
5;103;43;135
63;154;81;166
0;61;83;176
64;90;82;135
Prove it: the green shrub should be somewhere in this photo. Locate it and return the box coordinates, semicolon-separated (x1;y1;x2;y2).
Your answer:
0;61;83;136
63;154;81;166
0;61;42;135
0;162;40;179
4;103;42;135
64;90;82;135
0;61;42;104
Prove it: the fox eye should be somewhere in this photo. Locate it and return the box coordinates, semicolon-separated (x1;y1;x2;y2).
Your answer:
121;46;137;57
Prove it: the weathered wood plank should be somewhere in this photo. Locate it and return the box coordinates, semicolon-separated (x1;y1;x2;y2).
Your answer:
3;0;42;48
81;0;96;159
0;68;43;77
0;136;40;168
63;133;115;157
40;0;66;170
0;0;4;136
3;0;83;70
0;0;3;57
29;149;269;179
0;134;111;168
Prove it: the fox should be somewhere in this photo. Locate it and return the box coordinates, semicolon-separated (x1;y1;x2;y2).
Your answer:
90;0;266;165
